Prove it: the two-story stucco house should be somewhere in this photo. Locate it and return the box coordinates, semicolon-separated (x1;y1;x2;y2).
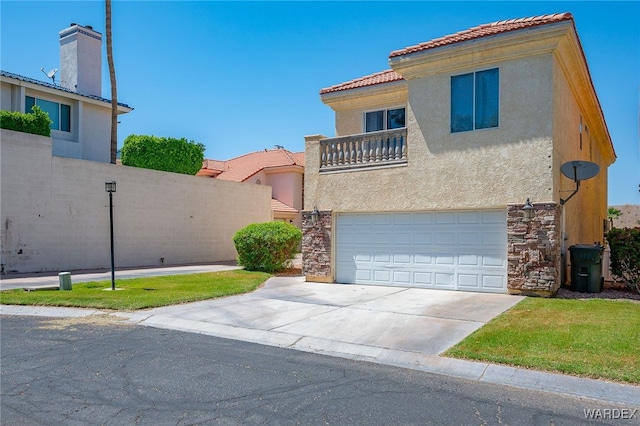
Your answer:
1;24;132;163
303;13;616;296
198;147;305;227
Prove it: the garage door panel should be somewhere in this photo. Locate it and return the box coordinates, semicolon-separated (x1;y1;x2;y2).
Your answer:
414;232;434;245
393;253;411;264
483;210;505;224
336;211;506;292
435;272;454;287
436;212;456;224
374;253;391;263
435;254;455;265
414;272;432;285
458;274;479;289
482;255;506;267
373;270;391;283
436;232;456;245
458;254;480;266
458;211;481;224
393;271;412;284
414;213;434;224
394;232;412;244
482;232;504;246
414;253;433;265
482;275;506;290
458;232;480;245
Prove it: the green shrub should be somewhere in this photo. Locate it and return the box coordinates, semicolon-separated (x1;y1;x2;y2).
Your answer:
0;106;52;136
233;222;302;273
121;134;205;175
606;227;640;294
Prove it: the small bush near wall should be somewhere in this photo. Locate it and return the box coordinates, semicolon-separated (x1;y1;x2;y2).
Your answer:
234;222;302;273
606;227;640;294
121;134;205;175
0;106;51;137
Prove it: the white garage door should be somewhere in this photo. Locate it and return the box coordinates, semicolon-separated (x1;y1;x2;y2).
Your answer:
336;210;507;293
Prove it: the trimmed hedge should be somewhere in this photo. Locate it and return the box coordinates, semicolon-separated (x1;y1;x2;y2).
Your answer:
0;106;51;136
121;134;205;175
233;222;302;273
606;227;640;294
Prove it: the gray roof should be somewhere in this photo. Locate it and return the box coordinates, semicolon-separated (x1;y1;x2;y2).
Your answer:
0;70;132;109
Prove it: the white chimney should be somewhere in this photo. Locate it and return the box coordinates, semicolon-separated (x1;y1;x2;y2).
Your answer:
59;23;102;96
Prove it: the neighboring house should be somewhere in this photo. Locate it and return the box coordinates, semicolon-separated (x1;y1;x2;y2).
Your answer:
198;147;305;227
0;24;132;163
303;13;616;296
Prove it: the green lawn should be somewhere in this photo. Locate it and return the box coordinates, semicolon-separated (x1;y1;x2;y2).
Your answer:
445;298;640;384
0;270;271;310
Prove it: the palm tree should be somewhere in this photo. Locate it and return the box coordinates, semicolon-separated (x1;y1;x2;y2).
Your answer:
106;0;118;164
607;207;622;229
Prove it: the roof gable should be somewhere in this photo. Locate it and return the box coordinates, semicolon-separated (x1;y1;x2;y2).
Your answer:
320;69;404;95
199;148;305;182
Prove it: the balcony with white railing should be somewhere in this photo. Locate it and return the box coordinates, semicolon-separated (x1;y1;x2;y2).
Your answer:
318;128;407;172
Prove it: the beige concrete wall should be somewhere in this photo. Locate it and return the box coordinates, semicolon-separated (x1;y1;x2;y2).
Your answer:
0;129;272;273
307;55;555;213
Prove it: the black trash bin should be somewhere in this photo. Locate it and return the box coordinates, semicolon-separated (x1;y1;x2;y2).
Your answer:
569;244;604;293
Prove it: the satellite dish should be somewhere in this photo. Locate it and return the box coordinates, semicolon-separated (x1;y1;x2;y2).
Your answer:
40;67;58;84
559;160;600;205
560;160;599;182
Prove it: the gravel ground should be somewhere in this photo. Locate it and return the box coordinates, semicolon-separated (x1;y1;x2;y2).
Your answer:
555;285;640;301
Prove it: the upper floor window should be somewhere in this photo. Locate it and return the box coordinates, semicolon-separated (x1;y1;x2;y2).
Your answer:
365;107;405;132
451;68;499;133
25;96;71;132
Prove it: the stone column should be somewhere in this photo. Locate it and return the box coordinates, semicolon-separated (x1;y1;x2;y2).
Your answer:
507;202;562;297
302;210;332;283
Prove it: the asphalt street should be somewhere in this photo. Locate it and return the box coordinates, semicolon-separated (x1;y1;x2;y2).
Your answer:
2;315;636;425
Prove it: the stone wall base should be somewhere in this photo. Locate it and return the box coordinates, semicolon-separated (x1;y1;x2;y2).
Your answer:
302;210;333;281
507;202;562;297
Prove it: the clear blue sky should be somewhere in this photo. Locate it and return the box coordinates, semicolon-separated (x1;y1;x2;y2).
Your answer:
1;1;638;205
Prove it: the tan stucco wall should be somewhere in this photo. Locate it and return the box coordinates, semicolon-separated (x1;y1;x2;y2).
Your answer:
552;59;609;249
331;83;408;136
307;55;555;212
0;129;272;273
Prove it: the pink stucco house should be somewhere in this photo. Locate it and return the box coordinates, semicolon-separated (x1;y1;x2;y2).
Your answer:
198;147;305;227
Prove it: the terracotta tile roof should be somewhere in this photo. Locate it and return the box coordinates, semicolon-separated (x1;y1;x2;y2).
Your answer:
389;13;573;58
319;13;574;96
202;159;225;172
199;148;305;182
319;69;404;95
271;198;298;214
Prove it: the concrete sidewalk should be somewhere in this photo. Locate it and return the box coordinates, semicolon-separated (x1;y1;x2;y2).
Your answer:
0;262;240;290
1;274;639;407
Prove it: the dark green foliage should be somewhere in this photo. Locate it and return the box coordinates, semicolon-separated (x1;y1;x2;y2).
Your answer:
233;222;302;273
606;227;640;294
121;134;205;175
0;106;52;136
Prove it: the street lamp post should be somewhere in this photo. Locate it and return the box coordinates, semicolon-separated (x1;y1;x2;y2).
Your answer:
105;181;116;290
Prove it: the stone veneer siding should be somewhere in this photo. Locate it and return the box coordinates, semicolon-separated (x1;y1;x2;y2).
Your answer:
507;202;562;297
302;210;332;282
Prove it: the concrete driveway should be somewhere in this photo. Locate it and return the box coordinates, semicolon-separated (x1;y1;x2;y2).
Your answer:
121;276;523;357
